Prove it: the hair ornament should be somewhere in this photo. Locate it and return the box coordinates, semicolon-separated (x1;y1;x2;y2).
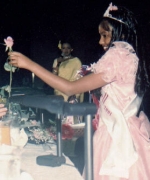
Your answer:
58;40;62;49
103;2;127;25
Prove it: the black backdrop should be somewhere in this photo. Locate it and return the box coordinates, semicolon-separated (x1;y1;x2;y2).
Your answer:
0;0;150;88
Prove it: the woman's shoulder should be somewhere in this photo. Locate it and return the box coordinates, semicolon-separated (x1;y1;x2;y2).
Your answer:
92;41;138;83
102;41;138;63
70;57;82;64
111;41;135;53
71;56;81;61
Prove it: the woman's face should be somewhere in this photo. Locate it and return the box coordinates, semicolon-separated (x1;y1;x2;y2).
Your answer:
98;23;112;51
61;43;73;57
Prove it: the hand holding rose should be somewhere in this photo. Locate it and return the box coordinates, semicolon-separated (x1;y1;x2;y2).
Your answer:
8;52;35;70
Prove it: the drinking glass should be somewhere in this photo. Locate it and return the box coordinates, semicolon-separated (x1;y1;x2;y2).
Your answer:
0;114;11;145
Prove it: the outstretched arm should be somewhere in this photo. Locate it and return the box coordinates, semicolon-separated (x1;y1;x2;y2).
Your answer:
8;52;108;96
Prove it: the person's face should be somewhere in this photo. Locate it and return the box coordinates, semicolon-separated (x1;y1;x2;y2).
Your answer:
61;43;73;56
98;24;112;51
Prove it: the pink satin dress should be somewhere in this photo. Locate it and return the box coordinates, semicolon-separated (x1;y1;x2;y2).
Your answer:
89;42;150;180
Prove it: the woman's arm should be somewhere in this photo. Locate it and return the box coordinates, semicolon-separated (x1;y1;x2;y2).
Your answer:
9;52;108;96
52;57;63;75
0;104;7;117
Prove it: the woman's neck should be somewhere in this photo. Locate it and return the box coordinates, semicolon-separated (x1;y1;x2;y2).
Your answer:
63;55;72;59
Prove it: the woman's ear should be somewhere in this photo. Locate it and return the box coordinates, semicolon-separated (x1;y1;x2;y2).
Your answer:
71;49;73;52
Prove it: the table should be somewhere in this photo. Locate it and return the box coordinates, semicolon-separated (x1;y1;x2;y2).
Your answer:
21;143;84;180
8;95;96;180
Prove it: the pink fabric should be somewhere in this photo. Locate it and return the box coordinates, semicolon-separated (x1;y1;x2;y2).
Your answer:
92;42;138;84
93;112;150;180
87;42;150;180
92;94;100;131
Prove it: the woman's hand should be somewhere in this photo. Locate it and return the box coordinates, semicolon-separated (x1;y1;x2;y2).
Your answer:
8;51;34;70
0;104;7;117
57;57;63;64
52;67;59;75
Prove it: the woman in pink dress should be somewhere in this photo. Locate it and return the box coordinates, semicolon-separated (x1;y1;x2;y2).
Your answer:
9;3;150;180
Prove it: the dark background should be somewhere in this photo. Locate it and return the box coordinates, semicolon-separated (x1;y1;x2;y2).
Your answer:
0;0;150;89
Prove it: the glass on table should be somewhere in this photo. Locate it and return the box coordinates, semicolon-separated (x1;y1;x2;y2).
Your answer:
0;114;12;145
0;101;21;146
0;101;11;145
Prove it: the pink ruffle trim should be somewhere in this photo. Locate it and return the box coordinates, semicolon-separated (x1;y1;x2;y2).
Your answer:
92;42;138;84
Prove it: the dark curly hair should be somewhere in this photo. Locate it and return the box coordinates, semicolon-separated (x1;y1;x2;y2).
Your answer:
98;5;150;97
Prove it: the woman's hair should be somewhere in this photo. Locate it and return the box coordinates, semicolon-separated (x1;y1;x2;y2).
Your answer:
61;37;74;48
99;6;150;97
61;41;72;48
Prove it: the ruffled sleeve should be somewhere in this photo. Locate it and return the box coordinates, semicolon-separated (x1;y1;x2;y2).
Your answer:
92;42;138;83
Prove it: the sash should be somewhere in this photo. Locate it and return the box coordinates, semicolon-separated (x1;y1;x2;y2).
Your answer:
99;84;142;178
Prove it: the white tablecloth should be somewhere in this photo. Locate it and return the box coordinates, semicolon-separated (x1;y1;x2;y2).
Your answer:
21;143;84;180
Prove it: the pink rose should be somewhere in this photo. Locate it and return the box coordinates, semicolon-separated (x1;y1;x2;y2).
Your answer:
4;36;14;51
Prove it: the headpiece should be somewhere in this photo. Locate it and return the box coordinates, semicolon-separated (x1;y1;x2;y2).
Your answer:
103;3;127;25
58;40;62;49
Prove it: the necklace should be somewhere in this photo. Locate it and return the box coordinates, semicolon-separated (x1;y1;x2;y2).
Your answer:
63;55;72;59
57;56;73;67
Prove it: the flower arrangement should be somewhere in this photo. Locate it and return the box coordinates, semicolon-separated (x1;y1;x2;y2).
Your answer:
23;119;76;144
47;122;74;140
25;126;54;144
21;115;86;145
